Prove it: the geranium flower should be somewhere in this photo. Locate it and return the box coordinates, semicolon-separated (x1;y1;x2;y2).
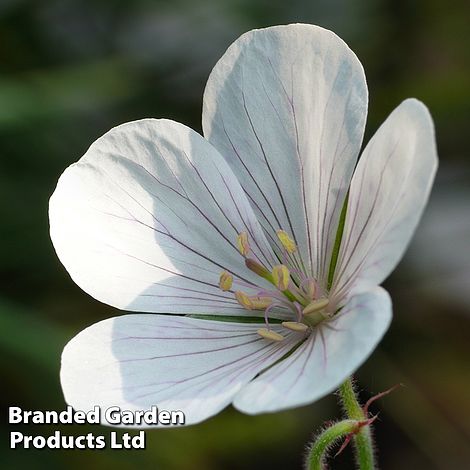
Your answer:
49;24;437;426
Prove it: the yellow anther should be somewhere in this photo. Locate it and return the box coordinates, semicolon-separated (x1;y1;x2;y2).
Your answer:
250;297;273;310
276;230;297;253
282;321;309;332
257;328;284;342
219;271;233;291
237;232;250;256
272;264;290;291
303;298;329;315
235;291;253;310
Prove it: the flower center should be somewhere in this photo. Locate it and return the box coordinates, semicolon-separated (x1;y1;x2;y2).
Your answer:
219;230;332;341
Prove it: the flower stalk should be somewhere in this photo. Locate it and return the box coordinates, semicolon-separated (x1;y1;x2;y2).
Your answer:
305;378;376;469
338;378;376;469
306;419;359;470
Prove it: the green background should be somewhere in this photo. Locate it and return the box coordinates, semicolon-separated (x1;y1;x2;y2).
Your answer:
1;0;469;468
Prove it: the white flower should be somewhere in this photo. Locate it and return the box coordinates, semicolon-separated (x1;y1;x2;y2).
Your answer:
49;24;437;426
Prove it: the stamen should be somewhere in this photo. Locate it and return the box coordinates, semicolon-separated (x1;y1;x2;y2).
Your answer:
219;271;233;291
272;265;290;291
235;291;253;310
276;230;297;253
237;232;250;257
263;301;281;328
303;298;329;315
250;296;272;310
245;258;271;279
257;328;284;342
282;321;309;332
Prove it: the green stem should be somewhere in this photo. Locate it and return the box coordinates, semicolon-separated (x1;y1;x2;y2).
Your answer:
306;419;359;470
338;378;375;469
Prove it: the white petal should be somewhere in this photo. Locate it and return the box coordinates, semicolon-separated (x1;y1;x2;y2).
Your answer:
60;315;299;426
331;99;438;301
234;287;391;414
203;24;368;282
49;119;277;314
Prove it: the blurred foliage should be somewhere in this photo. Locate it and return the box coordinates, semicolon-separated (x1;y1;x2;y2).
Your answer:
1;0;469;469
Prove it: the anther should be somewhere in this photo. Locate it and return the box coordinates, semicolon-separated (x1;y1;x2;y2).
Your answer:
250;296;272;310
272;265;290;291
282;321;309;332
237;232;250;257
245;258;271;279
303;298;329;315
235;291;253;310
257;328;284;342
219;271;233;291
276;230;297;253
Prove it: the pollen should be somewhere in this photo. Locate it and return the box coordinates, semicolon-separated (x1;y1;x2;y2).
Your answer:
303;298;329;315
257;328;284;342
219;271;233;291
282;321;309;332
235;290;253;310
276;230;297;253
272;264;290;291
237;231;250;256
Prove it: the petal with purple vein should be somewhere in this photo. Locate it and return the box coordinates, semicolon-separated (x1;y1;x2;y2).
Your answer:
233;287;391;414
61;315;299;426
331;99;438;303
203;24;368;284
49;119;277;315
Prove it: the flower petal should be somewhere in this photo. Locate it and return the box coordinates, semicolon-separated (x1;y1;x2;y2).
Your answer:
60;315;299;426
203;24;368;282
331;99;438;301
49;119;277;314
233;287;391;414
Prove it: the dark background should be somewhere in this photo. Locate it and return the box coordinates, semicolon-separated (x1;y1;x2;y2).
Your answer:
1;0;469;469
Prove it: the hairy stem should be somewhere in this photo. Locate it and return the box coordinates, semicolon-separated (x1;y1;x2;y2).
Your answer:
338;378;376;469
306;419;358;470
